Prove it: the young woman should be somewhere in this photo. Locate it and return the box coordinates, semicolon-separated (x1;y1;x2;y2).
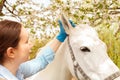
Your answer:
0;19;75;80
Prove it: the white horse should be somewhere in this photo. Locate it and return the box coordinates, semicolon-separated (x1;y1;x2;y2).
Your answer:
26;15;120;80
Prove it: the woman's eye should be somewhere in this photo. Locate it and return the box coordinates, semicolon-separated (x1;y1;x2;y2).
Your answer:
80;46;91;52
25;39;28;43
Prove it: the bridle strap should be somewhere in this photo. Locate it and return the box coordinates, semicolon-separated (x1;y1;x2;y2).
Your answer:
105;71;120;80
67;36;91;80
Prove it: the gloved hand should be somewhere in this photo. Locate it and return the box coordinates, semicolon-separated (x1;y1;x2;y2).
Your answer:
56;20;76;42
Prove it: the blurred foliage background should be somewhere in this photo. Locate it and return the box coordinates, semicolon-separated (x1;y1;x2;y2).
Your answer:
0;0;120;67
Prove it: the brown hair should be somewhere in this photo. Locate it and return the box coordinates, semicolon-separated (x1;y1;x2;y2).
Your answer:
0;20;22;63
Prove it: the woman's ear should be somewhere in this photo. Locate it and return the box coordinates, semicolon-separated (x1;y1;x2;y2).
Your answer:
6;47;15;58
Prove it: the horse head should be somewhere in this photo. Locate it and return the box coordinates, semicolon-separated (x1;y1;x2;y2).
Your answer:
61;14;120;80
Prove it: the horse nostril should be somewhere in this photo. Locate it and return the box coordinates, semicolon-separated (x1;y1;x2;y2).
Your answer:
80;46;91;52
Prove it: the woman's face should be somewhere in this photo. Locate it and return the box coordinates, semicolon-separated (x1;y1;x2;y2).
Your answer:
14;27;32;64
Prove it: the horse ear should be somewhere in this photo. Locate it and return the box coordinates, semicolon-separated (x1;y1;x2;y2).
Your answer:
61;14;74;34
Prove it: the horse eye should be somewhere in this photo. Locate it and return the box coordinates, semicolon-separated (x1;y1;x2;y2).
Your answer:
80;46;91;52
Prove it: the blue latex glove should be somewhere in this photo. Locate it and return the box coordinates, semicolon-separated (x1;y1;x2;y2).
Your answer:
56;20;76;42
69;20;76;28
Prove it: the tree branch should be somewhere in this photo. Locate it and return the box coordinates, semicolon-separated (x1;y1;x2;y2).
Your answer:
109;11;120;15
3;3;22;21
0;0;6;16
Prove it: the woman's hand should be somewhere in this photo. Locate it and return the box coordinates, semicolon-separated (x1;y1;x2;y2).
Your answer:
56;20;76;42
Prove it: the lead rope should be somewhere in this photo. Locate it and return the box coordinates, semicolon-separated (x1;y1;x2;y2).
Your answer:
67;36;91;80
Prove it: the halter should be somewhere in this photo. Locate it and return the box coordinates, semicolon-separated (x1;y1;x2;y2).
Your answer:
67;36;91;80
105;71;120;80
67;36;120;80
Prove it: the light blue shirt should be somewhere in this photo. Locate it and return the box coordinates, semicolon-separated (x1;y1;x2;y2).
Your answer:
0;46;54;80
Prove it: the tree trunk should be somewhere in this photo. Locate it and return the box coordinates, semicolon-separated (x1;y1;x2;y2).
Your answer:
0;0;6;16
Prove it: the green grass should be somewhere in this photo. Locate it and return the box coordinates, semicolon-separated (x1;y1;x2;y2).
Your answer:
97;26;120;68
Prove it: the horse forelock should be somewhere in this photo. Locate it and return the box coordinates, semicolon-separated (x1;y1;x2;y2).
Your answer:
71;24;98;38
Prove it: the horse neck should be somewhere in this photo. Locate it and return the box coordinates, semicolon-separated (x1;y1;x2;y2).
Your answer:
30;39;73;80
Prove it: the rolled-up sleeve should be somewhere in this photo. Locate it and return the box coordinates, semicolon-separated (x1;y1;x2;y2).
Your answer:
19;46;55;78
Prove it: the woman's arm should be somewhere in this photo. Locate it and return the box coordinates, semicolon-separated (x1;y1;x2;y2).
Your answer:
19;45;55;78
20;20;75;78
